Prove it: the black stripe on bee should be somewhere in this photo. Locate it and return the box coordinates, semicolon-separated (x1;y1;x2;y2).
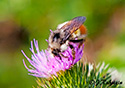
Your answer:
69;39;85;43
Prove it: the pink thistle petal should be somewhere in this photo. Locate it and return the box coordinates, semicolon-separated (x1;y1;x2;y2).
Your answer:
22;39;84;78
45;39;48;42
50;29;53;33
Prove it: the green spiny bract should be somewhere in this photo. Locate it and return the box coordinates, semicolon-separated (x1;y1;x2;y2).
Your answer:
36;62;123;88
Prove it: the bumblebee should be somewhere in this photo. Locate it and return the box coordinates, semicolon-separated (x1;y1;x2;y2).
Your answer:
48;16;87;59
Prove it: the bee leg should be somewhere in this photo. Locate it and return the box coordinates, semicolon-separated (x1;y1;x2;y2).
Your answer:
59;53;68;58
69;44;75;60
78;40;84;48
52;49;62;60
57;54;62;60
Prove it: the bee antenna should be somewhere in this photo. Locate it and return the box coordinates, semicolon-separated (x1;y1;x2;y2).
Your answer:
50;29;53;33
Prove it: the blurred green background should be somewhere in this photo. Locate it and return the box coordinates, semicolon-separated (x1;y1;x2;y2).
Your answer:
0;0;125;87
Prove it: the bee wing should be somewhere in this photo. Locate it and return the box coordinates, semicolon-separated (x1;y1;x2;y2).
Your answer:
57;21;69;29
60;16;86;41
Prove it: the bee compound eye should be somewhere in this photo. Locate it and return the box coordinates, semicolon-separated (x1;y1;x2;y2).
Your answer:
53;33;60;41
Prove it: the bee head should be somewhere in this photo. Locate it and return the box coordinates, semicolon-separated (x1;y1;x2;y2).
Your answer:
48;30;62;49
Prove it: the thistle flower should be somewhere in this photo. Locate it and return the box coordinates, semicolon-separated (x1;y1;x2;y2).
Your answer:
22;39;123;88
22;39;84;78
